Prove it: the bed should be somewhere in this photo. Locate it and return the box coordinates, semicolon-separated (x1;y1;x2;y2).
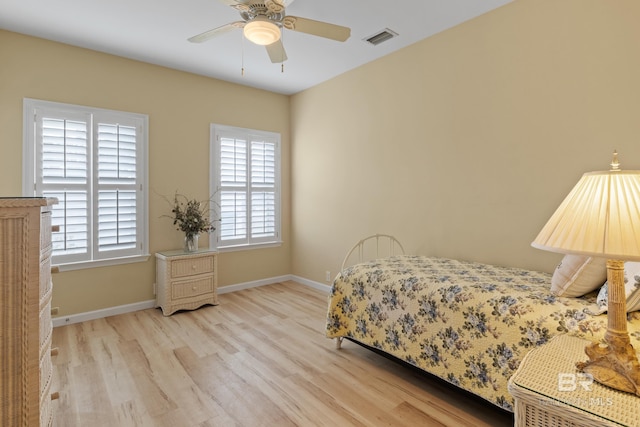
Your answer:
325;235;640;412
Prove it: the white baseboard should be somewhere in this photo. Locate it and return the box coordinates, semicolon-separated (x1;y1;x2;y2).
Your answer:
52;274;331;327
52;299;156;327
290;275;332;293
217;274;294;294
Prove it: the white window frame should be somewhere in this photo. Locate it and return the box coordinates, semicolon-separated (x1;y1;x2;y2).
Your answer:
210;124;282;251
23;98;149;271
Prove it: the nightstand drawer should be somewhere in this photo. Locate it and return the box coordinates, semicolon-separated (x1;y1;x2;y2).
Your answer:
172;276;215;300
170;255;214;278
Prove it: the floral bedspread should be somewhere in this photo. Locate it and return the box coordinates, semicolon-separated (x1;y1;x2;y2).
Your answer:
325;255;640;411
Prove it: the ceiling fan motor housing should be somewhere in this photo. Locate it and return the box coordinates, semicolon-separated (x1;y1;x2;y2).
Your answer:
239;2;285;24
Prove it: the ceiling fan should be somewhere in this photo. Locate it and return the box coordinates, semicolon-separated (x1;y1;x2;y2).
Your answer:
188;0;351;63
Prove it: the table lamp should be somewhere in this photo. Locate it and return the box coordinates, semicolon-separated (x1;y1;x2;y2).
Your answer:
532;151;640;396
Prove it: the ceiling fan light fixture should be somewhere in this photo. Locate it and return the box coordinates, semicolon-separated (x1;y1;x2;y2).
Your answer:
244;17;280;46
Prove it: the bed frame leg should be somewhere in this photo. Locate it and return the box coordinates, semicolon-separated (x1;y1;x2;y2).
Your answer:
335;337;343;349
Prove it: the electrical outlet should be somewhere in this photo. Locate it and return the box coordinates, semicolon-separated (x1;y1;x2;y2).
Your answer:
326;271;331;282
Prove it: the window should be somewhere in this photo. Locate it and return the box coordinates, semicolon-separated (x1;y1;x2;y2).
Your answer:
211;124;281;250
23;99;149;269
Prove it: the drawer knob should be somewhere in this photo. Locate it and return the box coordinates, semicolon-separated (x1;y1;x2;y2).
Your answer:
51;391;60;401
192;286;197;291
192;265;197;270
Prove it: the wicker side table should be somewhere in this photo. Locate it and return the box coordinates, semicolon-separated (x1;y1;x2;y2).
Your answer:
508;334;640;427
155;249;218;316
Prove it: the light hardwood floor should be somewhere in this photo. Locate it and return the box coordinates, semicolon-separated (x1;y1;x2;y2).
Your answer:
51;281;514;426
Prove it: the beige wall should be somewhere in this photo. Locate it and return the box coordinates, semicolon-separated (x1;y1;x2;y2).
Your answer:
290;0;640;283
3;0;640;316
0;30;291;316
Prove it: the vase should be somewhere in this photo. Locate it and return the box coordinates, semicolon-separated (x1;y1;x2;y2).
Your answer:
184;234;199;252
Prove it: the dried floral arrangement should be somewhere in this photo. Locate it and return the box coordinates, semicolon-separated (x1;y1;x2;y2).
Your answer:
166;192;217;239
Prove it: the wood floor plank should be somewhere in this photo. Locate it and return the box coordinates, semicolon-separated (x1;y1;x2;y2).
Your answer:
52;281;513;427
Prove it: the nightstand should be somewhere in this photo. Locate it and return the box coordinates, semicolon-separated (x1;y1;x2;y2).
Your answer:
508;334;640;427
155;249;218;316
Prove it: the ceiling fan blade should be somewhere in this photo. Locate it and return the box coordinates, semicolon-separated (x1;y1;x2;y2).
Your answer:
266;39;288;63
217;0;250;6
283;16;350;42
266;0;285;14
188;22;244;43
263;0;299;11
217;0;251;12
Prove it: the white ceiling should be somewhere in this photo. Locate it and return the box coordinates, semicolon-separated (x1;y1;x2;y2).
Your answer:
0;0;513;95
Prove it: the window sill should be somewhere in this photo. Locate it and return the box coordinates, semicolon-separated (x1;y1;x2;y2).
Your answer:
53;254;151;272
213;241;282;253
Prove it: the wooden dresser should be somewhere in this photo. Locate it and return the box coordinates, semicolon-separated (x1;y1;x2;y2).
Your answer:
156;249;218;316
0;197;58;426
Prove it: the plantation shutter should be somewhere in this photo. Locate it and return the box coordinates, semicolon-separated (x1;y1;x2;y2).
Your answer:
250;139;276;242
96;120;140;255
37;110;91;263
219;135;248;243
28;101;147;265
212;125;280;249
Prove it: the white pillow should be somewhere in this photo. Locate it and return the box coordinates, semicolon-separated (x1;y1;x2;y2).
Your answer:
550;255;608;297
592;262;640;314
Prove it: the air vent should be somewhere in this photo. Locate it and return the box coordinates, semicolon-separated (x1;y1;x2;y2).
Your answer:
363;28;398;46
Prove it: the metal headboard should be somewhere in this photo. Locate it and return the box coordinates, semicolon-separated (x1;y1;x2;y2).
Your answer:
341;234;405;270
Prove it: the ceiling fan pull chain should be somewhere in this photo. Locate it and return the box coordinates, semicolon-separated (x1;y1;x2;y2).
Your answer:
241;31;245;76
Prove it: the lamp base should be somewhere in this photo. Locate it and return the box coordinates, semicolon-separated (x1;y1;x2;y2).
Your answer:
576;331;640;396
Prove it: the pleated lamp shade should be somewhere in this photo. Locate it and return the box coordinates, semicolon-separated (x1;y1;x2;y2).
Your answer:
532;155;640;261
